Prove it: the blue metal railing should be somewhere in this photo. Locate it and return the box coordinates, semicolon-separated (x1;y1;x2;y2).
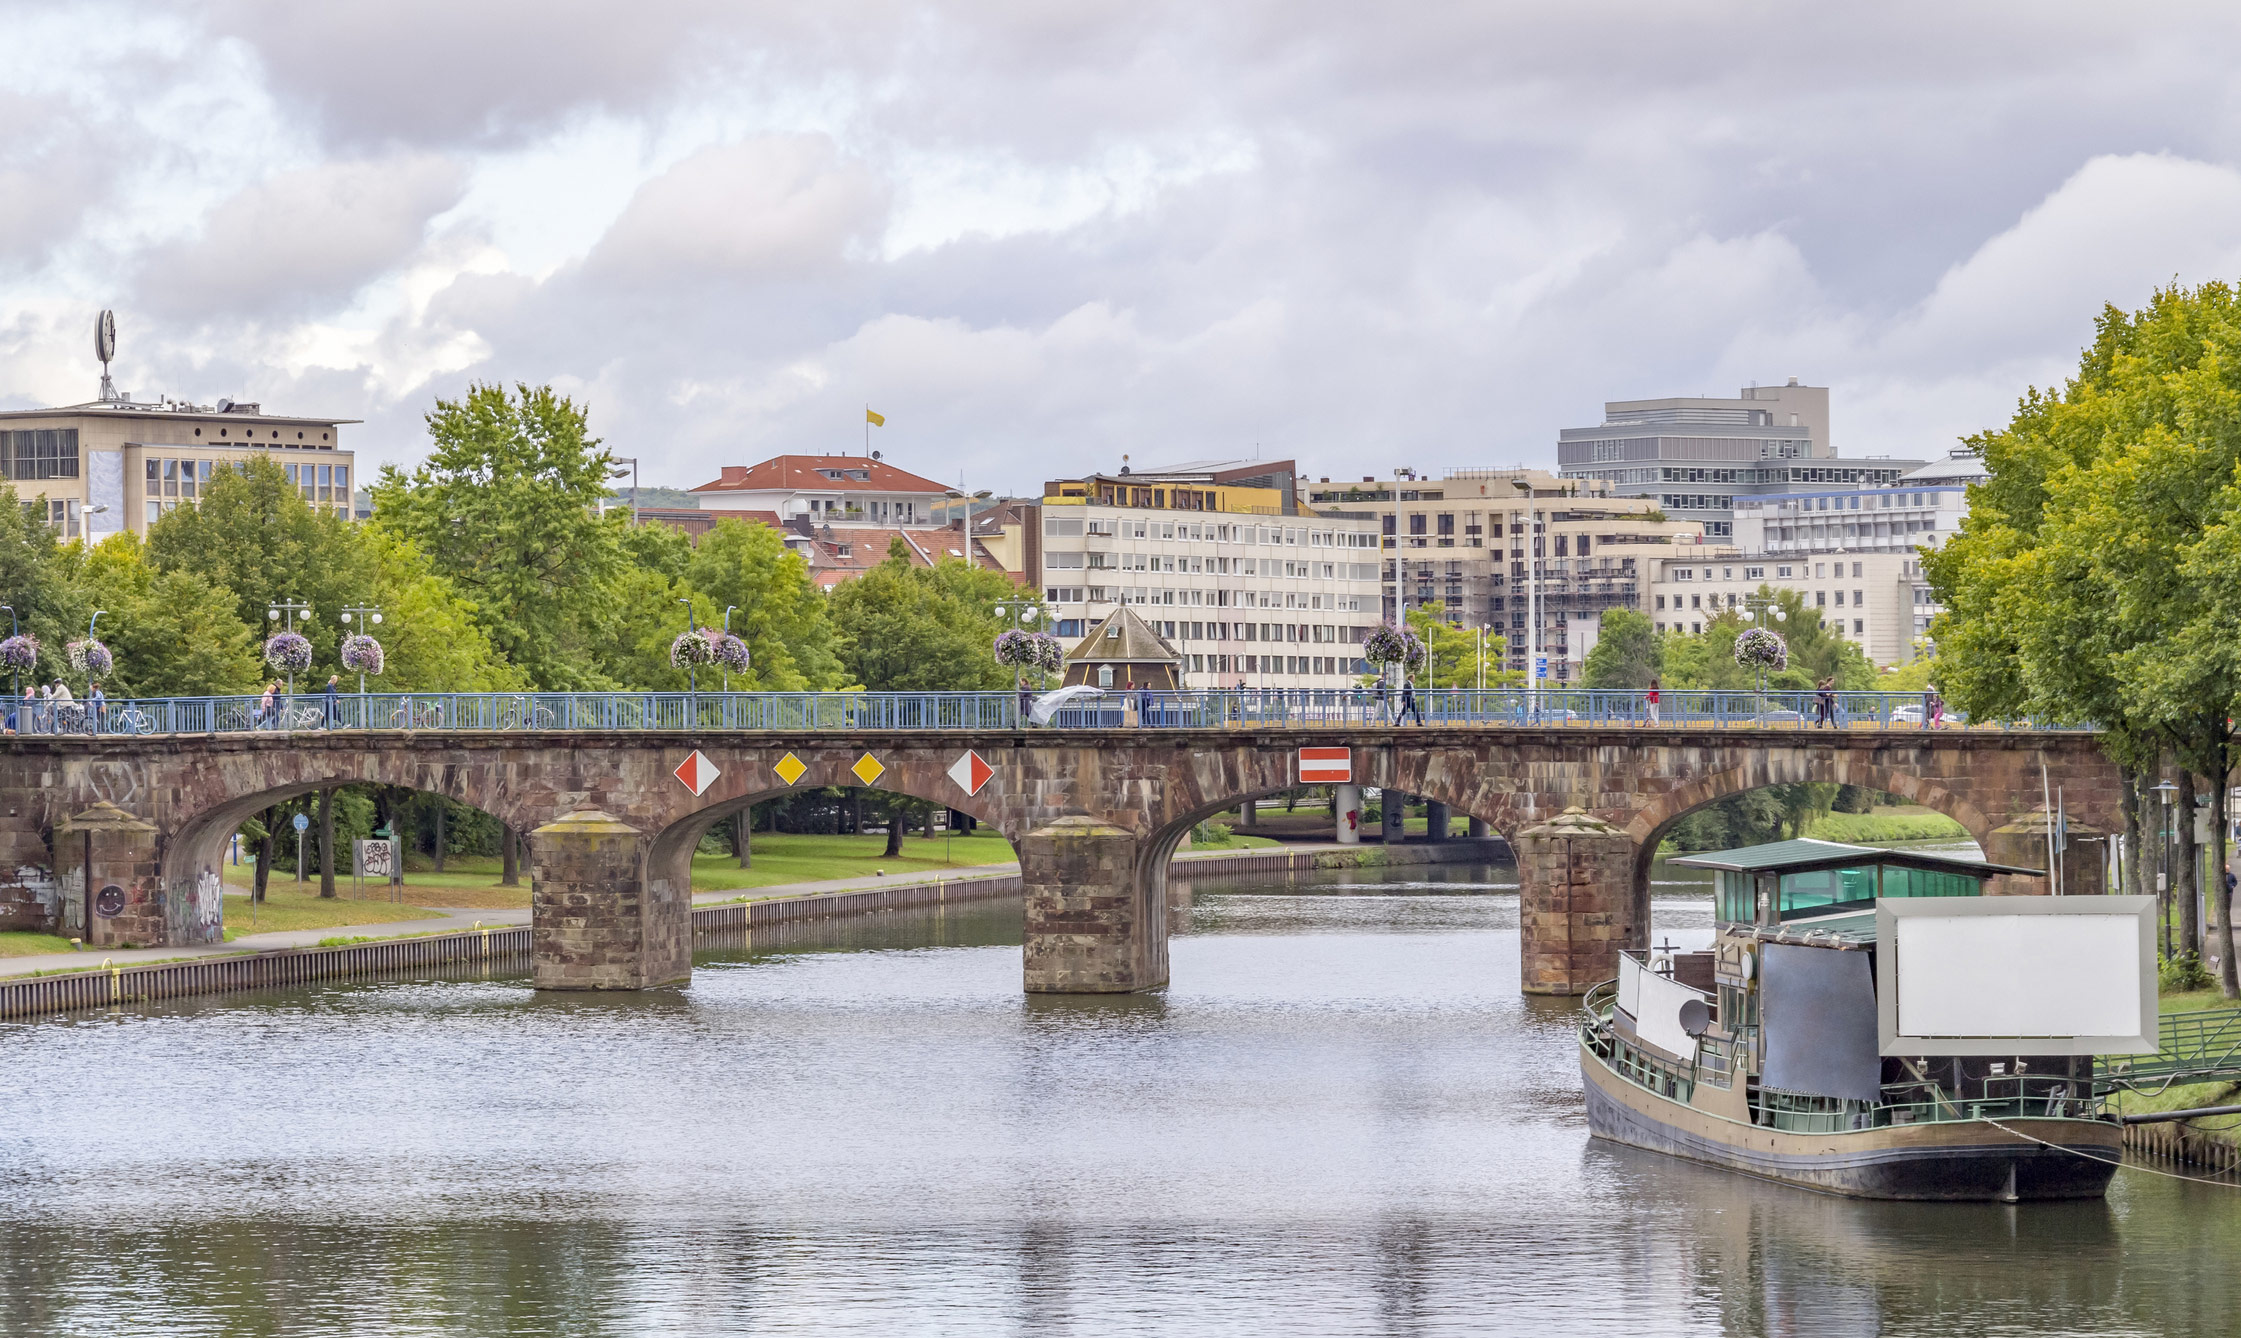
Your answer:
0;688;2085;737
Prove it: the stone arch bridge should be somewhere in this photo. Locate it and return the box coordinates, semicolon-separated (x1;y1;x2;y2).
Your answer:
0;727;2119;996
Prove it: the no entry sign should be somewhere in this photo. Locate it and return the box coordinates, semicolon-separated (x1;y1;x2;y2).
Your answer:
1298;747;1352;784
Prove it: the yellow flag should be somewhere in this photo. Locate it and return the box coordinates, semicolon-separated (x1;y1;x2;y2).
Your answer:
865;408;885;427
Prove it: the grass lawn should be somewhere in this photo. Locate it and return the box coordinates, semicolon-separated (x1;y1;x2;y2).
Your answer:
221;889;437;941
221;856;532;909
690;830;1020;893
0;930;81;958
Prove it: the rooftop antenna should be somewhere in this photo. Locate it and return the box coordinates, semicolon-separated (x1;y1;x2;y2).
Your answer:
94;310;118;403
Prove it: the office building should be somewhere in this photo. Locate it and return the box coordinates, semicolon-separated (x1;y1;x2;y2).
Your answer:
1646;551;1920;668
1557;379;1920;539
1302;468;1717;682
1038;460;1381;688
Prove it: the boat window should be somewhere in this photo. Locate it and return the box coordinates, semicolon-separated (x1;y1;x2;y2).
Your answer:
1877;865;1980;899
1777;865;1879;918
1715;870;1756;922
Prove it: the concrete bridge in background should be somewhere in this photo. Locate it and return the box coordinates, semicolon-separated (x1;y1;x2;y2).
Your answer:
0;726;2120;995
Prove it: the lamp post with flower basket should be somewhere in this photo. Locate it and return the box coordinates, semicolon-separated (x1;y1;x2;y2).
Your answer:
1361;622;1426;719
339;603;385;703
0;603;32;706
64;614;111;732
265;598;312;701
1733;626;1789;725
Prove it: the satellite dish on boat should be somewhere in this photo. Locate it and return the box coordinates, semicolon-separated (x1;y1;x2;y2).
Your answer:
1678;998;1713;1038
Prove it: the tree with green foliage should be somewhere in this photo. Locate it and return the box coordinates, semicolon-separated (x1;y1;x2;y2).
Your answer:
1927;281;2241;995
1659;589;1873;694
1403;602;1509;688
1580;609;1659;689
146;455;369;674
682;518;844;690
830;540;1014;692
371;383;625;689
70;535;261;697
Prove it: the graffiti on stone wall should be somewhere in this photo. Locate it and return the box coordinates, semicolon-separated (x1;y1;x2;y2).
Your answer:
190;868;223;942
84;759;149;812
56;863;83;936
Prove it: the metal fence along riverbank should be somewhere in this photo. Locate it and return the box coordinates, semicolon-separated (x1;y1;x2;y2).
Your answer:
14;687;2087;736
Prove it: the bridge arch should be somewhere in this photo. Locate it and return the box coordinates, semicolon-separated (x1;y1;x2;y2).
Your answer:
1620;755;1997;953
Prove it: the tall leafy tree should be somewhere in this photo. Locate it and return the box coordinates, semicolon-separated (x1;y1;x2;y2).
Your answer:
70;535;261;697
371;383;624;689
1928;282;2241;995
1580;609;1659;689
1403;602;1507;687
681;518;844;690
146;455;369;676
829;541;1012;691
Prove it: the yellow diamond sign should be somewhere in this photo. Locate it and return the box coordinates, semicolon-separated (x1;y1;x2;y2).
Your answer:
773;752;808;786
851;752;886;787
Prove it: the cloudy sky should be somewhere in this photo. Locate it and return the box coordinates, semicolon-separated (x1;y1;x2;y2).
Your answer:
7;2;2241;493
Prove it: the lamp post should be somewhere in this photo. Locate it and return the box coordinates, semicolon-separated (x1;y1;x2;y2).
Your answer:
0;603;17;702
267;599;311;697
610;458;640;526
2155;778;2179;961
678;598;698;696
1509;478;1540;720
340;604;384;696
993;601;1050;688
722;605;740;692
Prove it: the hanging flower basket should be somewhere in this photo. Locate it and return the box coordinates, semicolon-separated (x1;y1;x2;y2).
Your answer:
1361;623;1426;671
1032;631;1064;674
67;637;113;678
1734;628;1789;672
263;631;312;674
993;629;1042;670
670;627;722;669
0;634;38;672
341;634;385;675
712;632;751;673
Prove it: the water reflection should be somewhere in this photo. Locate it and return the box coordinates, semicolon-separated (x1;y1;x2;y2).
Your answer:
0;861;2229;1336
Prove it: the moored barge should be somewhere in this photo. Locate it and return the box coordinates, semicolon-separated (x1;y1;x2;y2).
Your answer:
1580;839;2157;1201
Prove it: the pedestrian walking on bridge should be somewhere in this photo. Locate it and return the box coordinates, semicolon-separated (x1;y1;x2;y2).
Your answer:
1396;679;1424;726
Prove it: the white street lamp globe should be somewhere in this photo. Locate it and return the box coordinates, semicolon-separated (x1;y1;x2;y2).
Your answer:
269;609;280;621
340;612;351;623
372;613;383;625
1022;608;1039;624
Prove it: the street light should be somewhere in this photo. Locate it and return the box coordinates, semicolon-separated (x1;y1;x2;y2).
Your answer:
722;605;741;692
340;605;384;696
267;599;311;697
1509;478;1540;720
609;457;640;526
2155;778;2180;961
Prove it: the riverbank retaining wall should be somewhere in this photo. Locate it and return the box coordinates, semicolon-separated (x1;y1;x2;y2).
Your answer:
0;839;1502;1022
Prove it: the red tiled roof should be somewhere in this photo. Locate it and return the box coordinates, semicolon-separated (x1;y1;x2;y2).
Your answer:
692;455;952;495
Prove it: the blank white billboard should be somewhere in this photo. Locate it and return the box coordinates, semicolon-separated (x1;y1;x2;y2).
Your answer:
1878;897;2156;1055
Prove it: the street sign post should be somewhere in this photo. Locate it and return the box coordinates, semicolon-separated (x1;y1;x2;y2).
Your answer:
294;811;310;884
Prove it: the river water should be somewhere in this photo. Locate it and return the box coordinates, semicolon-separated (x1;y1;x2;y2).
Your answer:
3;860;2236;1337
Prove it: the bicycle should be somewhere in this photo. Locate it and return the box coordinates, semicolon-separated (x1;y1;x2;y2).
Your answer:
391;701;445;730
112;707;156;735
496;698;555;730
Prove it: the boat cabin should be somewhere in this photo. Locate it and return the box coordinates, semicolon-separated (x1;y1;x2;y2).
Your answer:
1676;837;2024;927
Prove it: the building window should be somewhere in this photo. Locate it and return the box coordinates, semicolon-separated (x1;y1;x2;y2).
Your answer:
1854;619;1865;635
1;429;80;481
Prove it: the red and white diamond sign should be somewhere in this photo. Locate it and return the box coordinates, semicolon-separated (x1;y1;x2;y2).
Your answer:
673;749;720;796
1298;747;1352;784
947;749;994;797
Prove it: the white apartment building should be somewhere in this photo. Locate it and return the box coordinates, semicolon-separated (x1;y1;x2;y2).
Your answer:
1729;447;1985;653
1647;551;1921;668
1039;508;1383;689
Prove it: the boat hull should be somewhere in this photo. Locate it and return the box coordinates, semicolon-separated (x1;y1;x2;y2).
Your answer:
1581;1040;2120;1201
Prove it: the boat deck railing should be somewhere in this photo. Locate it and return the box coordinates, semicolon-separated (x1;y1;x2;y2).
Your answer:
1585;980;2112;1128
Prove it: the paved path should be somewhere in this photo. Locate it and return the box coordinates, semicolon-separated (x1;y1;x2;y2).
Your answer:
0;839;1377;981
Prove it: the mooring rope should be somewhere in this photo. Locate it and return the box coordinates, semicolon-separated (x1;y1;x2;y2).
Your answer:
1978;1117;2241;1190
